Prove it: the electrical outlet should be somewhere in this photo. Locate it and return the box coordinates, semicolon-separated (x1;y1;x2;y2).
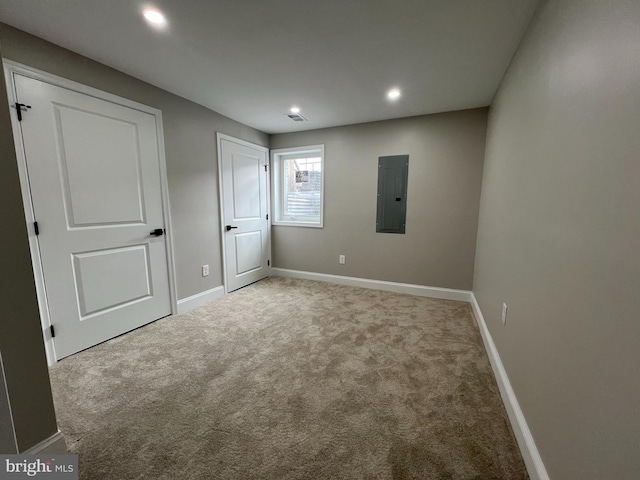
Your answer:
502;303;508;325
339;255;346;265
202;265;209;277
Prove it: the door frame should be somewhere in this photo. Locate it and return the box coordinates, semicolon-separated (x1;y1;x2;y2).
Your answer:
216;133;271;294
3;60;179;365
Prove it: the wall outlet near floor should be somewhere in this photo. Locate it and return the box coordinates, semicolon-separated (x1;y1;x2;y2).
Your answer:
202;265;209;277
502;303;508;325
339;255;346;265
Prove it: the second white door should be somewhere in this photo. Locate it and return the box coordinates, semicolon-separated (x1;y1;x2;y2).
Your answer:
218;135;270;292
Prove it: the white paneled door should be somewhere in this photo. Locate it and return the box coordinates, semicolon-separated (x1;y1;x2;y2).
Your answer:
14;74;172;360
218;135;270;292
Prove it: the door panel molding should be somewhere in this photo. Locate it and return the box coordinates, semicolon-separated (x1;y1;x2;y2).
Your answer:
3;60;178;365
216;133;271;293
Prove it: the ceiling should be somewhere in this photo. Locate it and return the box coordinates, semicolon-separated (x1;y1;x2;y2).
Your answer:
0;0;540;134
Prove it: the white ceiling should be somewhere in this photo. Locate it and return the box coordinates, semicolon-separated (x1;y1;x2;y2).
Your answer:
0;0;540;134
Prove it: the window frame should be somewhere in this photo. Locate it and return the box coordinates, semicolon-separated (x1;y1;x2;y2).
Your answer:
271;144;325;228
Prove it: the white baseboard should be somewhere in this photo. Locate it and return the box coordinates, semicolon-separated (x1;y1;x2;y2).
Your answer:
271;268;472;302
271;268;547;479
22;431;67;455
177;286;225;314
469;293;549;480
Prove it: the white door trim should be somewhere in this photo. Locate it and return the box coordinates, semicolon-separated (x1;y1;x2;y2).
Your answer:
3;60;178;365
216;133;271;294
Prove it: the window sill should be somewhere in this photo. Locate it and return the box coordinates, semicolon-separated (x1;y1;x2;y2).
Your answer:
272;221;323;228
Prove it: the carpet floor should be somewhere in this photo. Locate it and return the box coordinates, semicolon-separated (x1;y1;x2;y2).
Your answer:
49;277;528;479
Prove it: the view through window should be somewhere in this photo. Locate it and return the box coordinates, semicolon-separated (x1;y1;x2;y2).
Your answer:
283;155;322;218
271;145;324;227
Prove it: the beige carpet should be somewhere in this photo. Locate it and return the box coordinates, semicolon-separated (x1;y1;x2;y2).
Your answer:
49;277;528;479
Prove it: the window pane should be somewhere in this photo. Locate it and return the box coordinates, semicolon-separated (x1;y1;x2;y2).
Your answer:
284;156;322;218
272;145;324;227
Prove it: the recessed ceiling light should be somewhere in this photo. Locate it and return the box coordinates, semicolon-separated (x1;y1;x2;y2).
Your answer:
290;106;300;114
387;88;401;100
143;9;166;26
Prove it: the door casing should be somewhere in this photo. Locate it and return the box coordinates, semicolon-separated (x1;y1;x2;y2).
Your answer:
3;60;178;365
216;133;271;293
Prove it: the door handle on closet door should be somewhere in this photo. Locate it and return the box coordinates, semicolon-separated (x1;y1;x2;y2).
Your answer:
226;225;238;231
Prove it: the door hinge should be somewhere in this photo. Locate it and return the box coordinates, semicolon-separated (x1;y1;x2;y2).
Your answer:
264;165;268;172
266;213;269;220
34;221;39;235
15;103;32;122
49;325;55;338
267;260;270;266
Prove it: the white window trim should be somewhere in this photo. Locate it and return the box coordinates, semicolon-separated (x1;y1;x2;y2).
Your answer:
271;144;325;228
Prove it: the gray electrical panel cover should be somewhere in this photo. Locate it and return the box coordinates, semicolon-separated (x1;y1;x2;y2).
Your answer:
376;155;409;234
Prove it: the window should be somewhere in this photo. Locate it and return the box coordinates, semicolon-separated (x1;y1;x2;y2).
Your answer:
271;145;325;227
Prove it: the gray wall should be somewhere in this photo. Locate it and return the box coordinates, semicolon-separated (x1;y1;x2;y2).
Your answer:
473;0;640;478
270;109;487;290
0;23;268;300
0;357;17;453
0;39;58;452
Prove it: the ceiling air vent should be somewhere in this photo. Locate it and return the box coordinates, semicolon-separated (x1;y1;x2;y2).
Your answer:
284;113;307;122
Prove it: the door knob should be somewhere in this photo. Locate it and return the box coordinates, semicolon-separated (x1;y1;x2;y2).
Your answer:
226;225;238;231
150;228;165;236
